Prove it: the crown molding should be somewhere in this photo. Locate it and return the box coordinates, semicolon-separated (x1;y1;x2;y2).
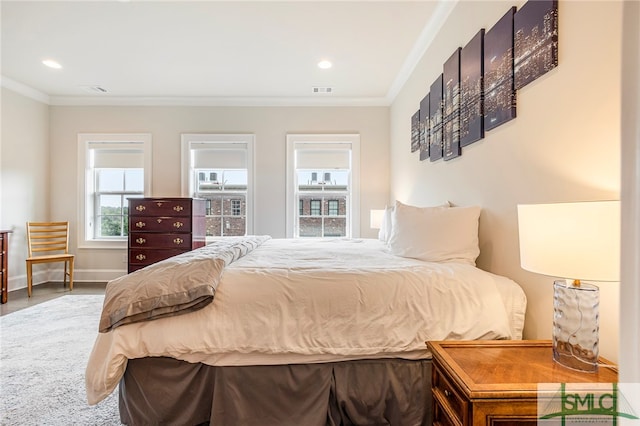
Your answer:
1;76;50;104
386;0;458;103
1;75;390;107
47;95;391;107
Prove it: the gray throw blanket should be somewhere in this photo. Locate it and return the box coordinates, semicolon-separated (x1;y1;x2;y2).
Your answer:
99;235;271;332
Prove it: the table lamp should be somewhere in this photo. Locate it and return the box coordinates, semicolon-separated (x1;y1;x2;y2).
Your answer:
517;201;620;372
370;209;384;229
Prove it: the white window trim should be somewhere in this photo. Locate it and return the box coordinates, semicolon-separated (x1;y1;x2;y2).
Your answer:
180;133;255;235
286;134;360;238
77;133;152;249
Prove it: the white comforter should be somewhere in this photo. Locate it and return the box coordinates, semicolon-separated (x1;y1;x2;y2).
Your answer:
86;238;526;404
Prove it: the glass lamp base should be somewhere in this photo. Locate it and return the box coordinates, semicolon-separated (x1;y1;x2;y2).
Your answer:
552;279;600;373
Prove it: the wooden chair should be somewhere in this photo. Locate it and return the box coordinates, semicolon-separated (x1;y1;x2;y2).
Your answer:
26;221;75;297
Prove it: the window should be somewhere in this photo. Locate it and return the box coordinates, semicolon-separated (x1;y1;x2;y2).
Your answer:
310;200;321;216
286;134;360;238
77;133;152;248
95;169;143;237
181;134;254;237
327;200;339;216
231;199;241;216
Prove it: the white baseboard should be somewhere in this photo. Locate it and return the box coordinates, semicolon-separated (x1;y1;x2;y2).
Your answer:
8;269;127;291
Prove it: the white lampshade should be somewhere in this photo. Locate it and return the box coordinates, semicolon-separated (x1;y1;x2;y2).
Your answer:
517;201;620;282
370;209;385;229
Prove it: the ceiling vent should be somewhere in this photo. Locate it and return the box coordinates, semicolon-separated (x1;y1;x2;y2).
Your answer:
312;86;334;94
80;85;108;94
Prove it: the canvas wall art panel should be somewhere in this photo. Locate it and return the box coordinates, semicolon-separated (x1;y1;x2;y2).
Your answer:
514;0;559;90
411;110;420;153
419;93;430;161
443;47;461;161
460;29;485;147
429;74;444;162
484;6;517;132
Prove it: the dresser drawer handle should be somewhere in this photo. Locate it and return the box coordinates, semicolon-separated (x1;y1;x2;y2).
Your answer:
173;238;184;245
135;237;146;244
135;221;146;228
136;254;146;261
444;389;451;398
135;205;146;212
173;206;184;212
173;221;184;229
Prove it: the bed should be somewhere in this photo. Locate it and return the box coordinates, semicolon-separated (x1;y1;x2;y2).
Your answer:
85;203;527;425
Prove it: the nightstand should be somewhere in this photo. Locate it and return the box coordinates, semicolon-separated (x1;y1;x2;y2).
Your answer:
426;340;618;426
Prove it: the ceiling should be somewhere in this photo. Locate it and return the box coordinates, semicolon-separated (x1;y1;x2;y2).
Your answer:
1;1;454;106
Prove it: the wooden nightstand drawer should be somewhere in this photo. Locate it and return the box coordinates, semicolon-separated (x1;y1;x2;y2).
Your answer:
433;405;458;426
433;366;466;426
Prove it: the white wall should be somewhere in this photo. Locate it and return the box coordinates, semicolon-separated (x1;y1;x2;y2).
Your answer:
44;105;389;282
389;1;622;362
620;0;640;384
1;87;50;290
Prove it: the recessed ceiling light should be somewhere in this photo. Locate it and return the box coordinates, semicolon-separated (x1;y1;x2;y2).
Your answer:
317;60;332;70
312;86;334;94
42;59;62;69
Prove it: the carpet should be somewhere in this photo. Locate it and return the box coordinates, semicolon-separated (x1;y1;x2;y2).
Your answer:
0;295;120;425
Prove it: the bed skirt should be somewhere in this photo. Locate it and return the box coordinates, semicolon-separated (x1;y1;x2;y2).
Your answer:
119;357;433;426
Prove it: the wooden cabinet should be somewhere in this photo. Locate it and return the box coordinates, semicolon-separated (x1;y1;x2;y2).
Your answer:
128;198;206;273
427;340;619;426
1;230;11;304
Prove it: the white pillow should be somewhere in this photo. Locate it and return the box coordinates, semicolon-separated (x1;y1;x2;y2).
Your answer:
378;201;451;243
377;205;394;242
388;201;481;265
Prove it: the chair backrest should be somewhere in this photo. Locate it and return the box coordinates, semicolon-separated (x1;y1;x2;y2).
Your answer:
26;222;70;257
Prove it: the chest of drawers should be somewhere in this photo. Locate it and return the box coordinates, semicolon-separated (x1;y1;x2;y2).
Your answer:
1;230;11;304
128;198;206;273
